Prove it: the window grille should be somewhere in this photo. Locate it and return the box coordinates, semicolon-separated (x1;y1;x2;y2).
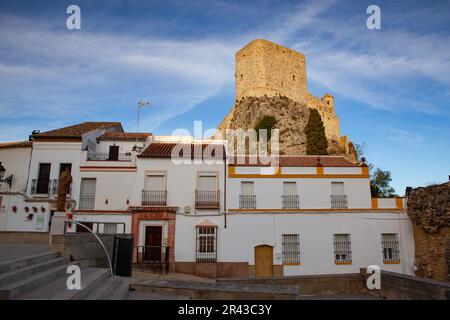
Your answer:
282;234;300;264
333;234;352;264
196;226;217;262
79;178;96;210
382;233;400;263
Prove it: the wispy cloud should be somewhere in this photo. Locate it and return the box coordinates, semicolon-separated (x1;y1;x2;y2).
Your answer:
0;0;449;142
387;128;424;144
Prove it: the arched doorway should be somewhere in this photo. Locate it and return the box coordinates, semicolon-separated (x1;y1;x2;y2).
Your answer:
254;245;273;277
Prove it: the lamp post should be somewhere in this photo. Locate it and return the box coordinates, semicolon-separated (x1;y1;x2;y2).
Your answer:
0;162;13;188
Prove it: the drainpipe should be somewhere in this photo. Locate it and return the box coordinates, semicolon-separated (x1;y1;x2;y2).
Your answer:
223;156;227;228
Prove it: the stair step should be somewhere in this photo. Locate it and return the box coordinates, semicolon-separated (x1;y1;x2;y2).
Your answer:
83;276;120;300
0;262;79;300
51;268;110;300
0;257;70;286
0;252;59;274
16;267;110;300
106;278;131;300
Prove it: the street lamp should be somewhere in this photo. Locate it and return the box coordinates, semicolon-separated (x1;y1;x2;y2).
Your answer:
0;162;13;188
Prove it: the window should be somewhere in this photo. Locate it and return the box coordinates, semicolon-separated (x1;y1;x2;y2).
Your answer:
282;234;300;264
108;145;120;161
79;178;96;210
382;233;400;263
240;181;255;209
196;226;217;262
282;182;299;209
36;163;51;194
331;182;347;209
333;234;352;264
143;174;166;206
103;223;118;234
196;174;219;208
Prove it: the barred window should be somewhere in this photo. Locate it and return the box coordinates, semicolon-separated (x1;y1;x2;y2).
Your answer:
382;233;400;263
333;234;352;264
196;226;217;262
79;178;96;210
282;234;300;264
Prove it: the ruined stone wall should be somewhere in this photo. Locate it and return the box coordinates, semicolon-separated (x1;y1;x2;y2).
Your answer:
306;93;340;143
407;182;450;281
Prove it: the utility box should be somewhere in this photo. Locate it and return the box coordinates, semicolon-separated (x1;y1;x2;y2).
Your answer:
112;235;134;277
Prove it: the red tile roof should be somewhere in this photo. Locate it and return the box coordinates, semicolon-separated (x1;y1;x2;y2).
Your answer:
0;141;32;150
33;122;123;141
230;156;359;167
139;142;226;159
97;131;151;142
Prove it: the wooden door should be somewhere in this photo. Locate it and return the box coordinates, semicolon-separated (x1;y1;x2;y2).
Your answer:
145;226;162;261
254;245;273;277
108;145;119;161
37;163;51;194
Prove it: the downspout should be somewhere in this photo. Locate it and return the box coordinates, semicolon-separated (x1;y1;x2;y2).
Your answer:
25;142;34;194
223;156;227;229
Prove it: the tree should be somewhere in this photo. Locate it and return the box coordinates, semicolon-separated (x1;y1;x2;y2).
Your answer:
354;142;397;197
254;115;277;141
305;109;328;155
370;168;396;197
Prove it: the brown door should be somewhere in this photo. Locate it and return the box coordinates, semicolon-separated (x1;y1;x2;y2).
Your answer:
145;226;162;261
254;245;273;277
76;222;93;233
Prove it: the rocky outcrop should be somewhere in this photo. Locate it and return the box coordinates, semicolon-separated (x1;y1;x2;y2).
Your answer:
217;96;310;155
407;182;450;281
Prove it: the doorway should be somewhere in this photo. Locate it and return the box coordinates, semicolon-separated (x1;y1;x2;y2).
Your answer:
145;226;162;262
254;245;273;277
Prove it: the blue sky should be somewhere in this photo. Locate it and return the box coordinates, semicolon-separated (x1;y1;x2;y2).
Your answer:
0;0;449;194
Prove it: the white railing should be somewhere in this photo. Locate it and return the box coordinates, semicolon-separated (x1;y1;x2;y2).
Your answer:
282;195;300;209
331;195;348;209
142;190;167;206
239;195;256;209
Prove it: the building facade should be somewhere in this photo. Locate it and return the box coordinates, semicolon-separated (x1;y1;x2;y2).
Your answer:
0;121;415;278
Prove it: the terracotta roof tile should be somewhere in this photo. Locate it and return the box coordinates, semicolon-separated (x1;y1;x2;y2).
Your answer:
33;122;123;140
0;141;32;150
230;156;359;167
97;132;151;142
139;142;226;159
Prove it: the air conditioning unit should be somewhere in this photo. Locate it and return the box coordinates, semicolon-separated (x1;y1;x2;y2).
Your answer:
184;206;191;214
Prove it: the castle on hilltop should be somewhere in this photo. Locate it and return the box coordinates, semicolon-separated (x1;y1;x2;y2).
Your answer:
219;39;355;159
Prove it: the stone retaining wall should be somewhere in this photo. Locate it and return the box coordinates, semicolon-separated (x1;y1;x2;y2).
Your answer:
0;231;49;243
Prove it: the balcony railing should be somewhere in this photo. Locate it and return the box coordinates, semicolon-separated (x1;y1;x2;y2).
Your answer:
142;190;167;206
195;190;220;209
30;179;51;195
51;179;72;196
282;195;300;209
87;152;132;161
331;195;348;209
239;195;256;209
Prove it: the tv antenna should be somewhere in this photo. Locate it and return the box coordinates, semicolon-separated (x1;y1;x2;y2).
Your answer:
136;100;151;148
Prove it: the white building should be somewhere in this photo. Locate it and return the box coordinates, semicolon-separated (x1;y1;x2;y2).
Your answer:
0;122;415;279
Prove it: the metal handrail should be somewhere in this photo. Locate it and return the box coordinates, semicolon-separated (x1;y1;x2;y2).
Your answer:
64;220;113;277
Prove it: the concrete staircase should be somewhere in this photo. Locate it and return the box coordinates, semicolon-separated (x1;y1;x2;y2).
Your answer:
0;250;130;300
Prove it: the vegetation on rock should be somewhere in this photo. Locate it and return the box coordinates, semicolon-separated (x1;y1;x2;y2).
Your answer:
254;115;277;140
305;109;328;155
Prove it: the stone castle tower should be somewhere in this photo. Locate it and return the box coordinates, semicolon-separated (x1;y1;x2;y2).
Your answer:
218;39;355;160
235;39;340;143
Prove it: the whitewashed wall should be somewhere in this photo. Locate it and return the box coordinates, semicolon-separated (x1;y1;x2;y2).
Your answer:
175;211;415;276
0;147;32;193
28;142;83;204
227;176;372;209
0;194;51;232
133;158;225;213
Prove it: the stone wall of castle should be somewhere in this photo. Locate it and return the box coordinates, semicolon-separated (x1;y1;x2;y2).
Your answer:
235;39;340;143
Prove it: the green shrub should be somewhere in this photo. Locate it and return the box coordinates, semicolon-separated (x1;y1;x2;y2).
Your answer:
305;109;328;155
254;115;277;140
